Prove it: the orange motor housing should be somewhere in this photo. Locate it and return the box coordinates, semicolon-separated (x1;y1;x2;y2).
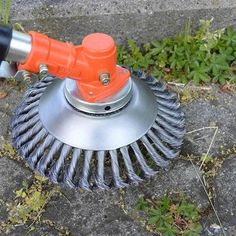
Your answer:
18;32;130;102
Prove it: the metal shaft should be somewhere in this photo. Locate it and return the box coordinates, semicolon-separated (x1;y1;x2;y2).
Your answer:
0;25;32;63
6;30;32;63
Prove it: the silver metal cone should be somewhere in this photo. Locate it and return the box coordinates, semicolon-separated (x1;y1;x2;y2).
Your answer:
39;77;157;150
11;71;185;190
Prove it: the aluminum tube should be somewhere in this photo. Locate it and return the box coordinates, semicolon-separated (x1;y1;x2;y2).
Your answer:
6;31;32;63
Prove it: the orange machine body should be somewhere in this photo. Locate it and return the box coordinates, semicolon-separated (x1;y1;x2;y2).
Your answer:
18;32;130;102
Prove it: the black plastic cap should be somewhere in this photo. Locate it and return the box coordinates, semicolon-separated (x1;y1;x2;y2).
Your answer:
0;25;13;63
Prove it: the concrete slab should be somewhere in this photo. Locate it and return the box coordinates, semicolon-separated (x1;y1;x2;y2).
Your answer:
182;86;236;157
0;157;32;202
9;0;236;44
43;189;151;235
214;156;236;233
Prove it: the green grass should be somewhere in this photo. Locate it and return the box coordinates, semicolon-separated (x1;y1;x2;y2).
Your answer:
118;18;236;85
136;194;202;236
0;0;11;24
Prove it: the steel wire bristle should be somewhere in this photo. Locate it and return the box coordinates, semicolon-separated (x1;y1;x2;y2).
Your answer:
11;72;185;190
64;148;82;188
79;150;93;191
95;151;109;189
120;146;142;184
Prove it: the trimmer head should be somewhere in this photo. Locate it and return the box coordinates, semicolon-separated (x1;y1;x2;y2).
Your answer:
0;25;185;190
11;71;185;189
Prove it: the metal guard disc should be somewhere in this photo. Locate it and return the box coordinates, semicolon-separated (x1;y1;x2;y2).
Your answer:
38;77;157;150
11;71;185;190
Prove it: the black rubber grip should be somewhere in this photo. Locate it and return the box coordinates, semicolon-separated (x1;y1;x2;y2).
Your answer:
0;25;13;63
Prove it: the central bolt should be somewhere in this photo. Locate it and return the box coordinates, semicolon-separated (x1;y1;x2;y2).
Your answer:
99;73;110;85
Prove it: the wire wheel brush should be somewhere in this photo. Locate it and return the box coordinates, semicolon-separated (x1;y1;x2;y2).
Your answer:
0;25;185;190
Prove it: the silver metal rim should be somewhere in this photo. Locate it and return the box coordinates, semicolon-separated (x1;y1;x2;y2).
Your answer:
64;78;133;114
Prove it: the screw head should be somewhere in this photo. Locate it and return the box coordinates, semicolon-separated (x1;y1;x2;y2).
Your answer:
99;73;110;85
39;64;48;75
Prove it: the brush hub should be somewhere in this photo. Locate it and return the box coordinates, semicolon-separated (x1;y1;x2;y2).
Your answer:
64;78;133;114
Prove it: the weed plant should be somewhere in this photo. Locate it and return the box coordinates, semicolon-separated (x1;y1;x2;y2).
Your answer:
118;19;236;85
